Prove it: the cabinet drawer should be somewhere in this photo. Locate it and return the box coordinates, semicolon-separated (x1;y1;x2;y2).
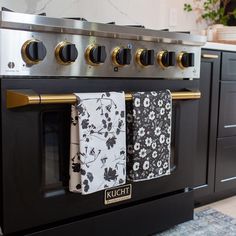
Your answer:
218;82;236;137
26;191;193;236
222;52;236;81
215;137;236;192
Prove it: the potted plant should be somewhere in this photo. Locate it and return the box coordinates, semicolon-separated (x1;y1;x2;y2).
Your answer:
184;0;236;41
184;0;236;25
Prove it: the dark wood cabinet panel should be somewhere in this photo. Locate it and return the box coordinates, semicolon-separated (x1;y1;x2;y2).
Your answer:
195;49;236;205
215;136;236;192
194;50;221;201
218;82;236;137
222;52;236;81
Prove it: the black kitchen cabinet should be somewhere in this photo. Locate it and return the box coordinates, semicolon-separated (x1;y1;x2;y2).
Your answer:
215;136;236;192
194;50;221;202
221;51;236;81
218;81;236;137
195;50;236;205
215;52;236;193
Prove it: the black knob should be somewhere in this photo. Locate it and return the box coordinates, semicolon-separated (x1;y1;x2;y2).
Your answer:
89;46;107;64
59;43;78;63
180;52;195;67
140;49;154;66
115;48;132;65
25;40;47;63
161;51;176;67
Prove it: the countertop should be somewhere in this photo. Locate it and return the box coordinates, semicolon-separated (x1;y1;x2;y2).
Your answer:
203;42;236;52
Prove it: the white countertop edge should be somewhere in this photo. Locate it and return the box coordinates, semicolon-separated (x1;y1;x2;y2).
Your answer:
203;42;236;52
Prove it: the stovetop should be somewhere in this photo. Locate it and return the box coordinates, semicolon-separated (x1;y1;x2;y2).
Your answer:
0;7;169;30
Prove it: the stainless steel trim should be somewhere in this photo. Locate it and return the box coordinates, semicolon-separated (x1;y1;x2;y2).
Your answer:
224;124;236;128
0;11;206;46
44;189;66;198
193;184;208;190
221;176;236;183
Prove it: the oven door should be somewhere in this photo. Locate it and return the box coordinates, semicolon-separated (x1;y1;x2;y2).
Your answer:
1;78;199;234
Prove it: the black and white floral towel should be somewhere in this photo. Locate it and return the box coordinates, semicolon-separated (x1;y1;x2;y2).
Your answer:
126;91;172;182
69;92;126;195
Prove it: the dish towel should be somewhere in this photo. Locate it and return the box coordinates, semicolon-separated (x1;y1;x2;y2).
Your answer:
69;92;126;194
126;91;172;182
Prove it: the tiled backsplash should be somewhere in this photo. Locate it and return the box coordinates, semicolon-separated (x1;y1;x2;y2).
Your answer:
0;0;205;33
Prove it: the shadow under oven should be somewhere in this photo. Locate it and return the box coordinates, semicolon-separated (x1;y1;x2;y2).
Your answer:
0;77;199;235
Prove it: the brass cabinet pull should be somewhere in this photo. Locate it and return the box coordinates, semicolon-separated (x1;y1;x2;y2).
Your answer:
7;89;201;108
202;54;219;59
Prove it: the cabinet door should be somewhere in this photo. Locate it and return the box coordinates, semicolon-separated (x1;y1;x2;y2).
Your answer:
218;82;236;137
194;50;221;201
215;137;236;192
222;52;236;81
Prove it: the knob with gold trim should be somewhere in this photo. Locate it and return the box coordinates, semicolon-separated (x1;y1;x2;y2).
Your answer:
21;39;47;65
112;47;132;66
177;52;195;69
85;45;107;65
55;42;78;65
136;49;154;67
157;51;175;69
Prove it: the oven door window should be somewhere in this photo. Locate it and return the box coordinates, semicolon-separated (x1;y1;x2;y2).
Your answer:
42;109;70;192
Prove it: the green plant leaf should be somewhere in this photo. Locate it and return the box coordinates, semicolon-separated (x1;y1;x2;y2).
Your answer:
233;8;236;18
184;3;192;12
183;0;232;25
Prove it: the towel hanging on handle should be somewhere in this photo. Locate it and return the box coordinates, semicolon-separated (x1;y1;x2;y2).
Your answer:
69;92;126;194
126;90;172;181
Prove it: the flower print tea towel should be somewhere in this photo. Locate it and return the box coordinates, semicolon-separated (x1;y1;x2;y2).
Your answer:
69;92;126;195
126;91;172;182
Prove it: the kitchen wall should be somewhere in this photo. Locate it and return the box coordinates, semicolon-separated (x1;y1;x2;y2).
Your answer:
0;0;206;33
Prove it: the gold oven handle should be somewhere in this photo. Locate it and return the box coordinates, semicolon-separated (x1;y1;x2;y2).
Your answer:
7;89;201;108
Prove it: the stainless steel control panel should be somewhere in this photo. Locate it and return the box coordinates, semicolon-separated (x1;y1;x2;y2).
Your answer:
0;29;201;78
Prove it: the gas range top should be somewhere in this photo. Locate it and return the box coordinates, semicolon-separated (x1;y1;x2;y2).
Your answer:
0;10;206;78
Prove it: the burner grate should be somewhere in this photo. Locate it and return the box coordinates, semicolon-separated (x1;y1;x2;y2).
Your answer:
1;7;46;16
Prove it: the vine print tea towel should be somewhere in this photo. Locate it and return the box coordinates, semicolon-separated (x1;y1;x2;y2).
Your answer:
126;91;172;182
69;92;126;195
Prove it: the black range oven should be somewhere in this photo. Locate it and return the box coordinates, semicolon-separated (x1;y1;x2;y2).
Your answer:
0;11;206;236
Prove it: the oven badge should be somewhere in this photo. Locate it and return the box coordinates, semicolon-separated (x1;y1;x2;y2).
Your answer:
104;184;132;205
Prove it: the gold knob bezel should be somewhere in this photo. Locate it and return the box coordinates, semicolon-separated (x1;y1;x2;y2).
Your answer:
112;47;122;66
55;41;75;65
135;49;150;67
112;47;129;67
157;50;169;70
21;39;42;65
177;51;187;70
85;45;102;66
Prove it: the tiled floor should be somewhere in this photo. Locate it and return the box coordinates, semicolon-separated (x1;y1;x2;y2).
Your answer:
195;196;236;218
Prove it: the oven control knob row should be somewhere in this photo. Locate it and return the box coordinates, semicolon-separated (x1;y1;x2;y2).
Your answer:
157;51;176;69
177;52;195;69
21;40;196;70
112;47;132;66
136;49;154;67
55;42;78;64
85;45;107;65
21;40;47;65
